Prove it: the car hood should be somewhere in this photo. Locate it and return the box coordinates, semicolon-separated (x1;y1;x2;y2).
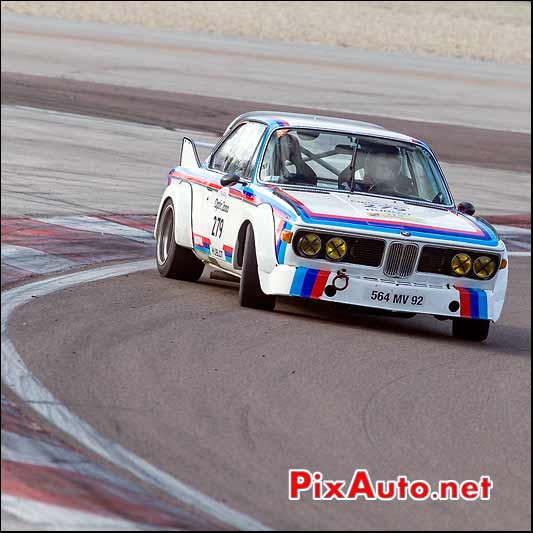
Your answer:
271;188;500;248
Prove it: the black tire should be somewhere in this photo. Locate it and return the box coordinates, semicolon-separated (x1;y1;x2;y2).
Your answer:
452;318;491;342
156;200;204;281
239;225;276;311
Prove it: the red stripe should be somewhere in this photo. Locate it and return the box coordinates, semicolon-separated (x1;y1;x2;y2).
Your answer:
171;171;220;191
456;287;471;318
310;270;330;299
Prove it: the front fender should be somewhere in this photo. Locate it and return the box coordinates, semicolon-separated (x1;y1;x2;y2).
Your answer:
240;203;277;274
492;245;509;322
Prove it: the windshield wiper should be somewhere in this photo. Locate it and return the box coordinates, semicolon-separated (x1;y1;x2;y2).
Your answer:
348;139;360;193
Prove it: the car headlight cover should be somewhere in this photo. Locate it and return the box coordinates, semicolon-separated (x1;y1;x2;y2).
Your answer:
473;256;497;279
325;237;348;261
298;233;322;257
451;253;472;276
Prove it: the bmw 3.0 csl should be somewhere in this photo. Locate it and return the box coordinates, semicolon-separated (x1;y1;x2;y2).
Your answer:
155;112;508;341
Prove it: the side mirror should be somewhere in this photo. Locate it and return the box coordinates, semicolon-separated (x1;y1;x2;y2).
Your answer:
457;201;476;216
220;173;242;187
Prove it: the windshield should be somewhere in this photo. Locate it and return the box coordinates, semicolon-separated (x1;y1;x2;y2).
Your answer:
259;128;452;205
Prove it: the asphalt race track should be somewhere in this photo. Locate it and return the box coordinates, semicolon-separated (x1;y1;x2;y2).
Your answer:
1;12;531;531
6;256;531;530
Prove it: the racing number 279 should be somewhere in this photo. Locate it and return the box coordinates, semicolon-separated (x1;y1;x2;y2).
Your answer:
212;216;224;238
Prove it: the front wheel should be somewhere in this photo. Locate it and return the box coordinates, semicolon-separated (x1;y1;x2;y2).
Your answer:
239;225;276;311
452;318;491;342
156;200;204;281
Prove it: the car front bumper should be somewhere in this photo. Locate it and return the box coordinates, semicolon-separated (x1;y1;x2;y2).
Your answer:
259;265;507;321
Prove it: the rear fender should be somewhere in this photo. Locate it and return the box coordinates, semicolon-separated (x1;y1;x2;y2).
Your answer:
154;180;194;248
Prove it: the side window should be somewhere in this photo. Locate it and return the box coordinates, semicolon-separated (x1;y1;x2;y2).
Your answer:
210;122;266;177
259;133;278;181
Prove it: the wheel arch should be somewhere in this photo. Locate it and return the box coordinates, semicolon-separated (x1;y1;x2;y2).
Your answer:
234;220;252;270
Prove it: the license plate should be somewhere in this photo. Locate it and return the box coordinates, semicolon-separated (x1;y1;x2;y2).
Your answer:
367;289;425;308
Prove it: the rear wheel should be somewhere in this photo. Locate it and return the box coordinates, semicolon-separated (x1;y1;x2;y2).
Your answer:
239;225;276;311
452;318;491;342
156;200;204;281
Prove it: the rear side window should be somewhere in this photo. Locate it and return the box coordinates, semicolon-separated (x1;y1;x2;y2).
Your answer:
210;122;266;177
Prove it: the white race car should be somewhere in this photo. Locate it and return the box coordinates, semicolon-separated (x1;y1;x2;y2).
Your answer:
155;112;508;341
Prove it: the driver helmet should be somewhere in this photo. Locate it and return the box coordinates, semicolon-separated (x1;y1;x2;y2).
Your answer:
369;146;402;184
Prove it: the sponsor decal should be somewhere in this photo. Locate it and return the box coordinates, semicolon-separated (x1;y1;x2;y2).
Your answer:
193;233;211;254
455;286;489;319
214;198;230;213
223;245;234;263
290;267;331;299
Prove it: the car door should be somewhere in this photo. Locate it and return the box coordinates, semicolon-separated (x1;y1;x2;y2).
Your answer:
193;121;267;269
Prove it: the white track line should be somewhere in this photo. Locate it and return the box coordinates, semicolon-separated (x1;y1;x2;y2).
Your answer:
508;251;531;257
1;259;270;531
34;216;154;245
1;244;78;274
1;494;152;531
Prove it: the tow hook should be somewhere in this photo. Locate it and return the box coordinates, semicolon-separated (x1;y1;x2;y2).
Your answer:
324;270;349;297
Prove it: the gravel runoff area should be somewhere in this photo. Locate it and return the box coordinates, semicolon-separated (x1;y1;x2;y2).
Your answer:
2;1;531;65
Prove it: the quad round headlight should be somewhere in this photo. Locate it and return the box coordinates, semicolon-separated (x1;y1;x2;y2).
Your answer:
473;256;497;279
325;237;348;261
451;253;472;276
298;233;322;257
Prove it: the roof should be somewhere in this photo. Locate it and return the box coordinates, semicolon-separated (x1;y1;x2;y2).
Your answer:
226;111;417;144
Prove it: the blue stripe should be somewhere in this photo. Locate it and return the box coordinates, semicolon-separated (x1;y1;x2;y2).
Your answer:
301;269;319;298
278;241;288;263
194;245;210;254
469;289;480;319
474;289;488;320
290;267;308;296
